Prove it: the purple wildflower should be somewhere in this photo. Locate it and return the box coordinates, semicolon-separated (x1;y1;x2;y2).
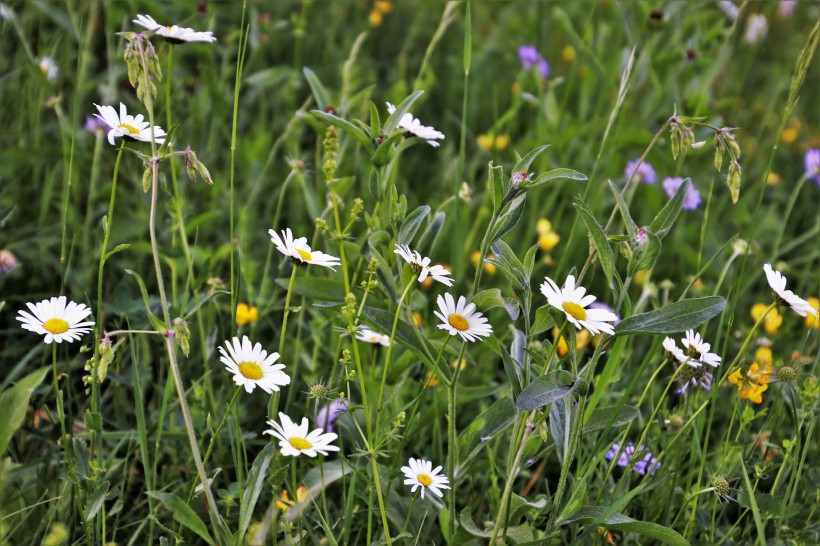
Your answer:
676;365;713;395
605;441;660;476
624;159;657;184
662;177;701;210
84;115;107;134
804;148;820;186
605;441;634;467
517;45;539;67
536;57;549;79
634;451;661;476
589;302;620;325
317;398;349;434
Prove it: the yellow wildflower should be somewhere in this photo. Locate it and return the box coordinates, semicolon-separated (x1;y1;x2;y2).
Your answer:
805;297;820;329
412;312;423;327
375;0;393;14
471;250;496;275
368;10;383;26
754;346;773;367
764;308;782;335
780;122;799;145
477;134;494;151
766;172;780;185
276;486;308;511
495;134;510;150
424;371;439;388
537;218;560;251
563;45;576;63
451;358;468;371
236;303;259;327
634;269;651;286
728;361;773;404
553;327;590;357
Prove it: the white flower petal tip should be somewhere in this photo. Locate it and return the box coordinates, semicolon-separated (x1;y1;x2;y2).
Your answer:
218;336;290;394
763;263;817;318
269;228;341;270
394;244;453;287
264;412;340;458
433;293;493;343
401;457;450;500
133;13;217;43
385;102;444;147
16;296;94;344
540;275;617;336
355;328;391;347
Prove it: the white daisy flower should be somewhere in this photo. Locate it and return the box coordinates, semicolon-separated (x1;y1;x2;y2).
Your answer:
763;263;817;318
218;336;290;394
269;228;341;270
401;457;450;500
386;102;445;147
133;14;217;44
355;328;391;347
93;103;167;146
433;293;493;342
681;330;721;368
539;275;618;336
662;336;687;364
264;412;340;458
36;56;58;81
17;296;94;344
394;244;453;287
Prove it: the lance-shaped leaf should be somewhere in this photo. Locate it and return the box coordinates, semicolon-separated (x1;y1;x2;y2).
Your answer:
560;507;688;546
382;90;425;134
614;296;726;336
516;371;580;411
649;178;690;239
311;110;372;148
521;168;588;190
574;200;614;285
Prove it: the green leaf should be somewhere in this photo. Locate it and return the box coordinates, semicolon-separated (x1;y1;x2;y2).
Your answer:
487;162;504;214
627;229;662;277
302;67;331;110
615;296;726;336
489;193;527;244
416;211;445;257
739;456;766;546
83;481;110;523
458;396;516;452
522;168;588;190
0;205;17;227
472;288;520;320
560;506;688;546
274;277;346;302
146;491;215;546
285;460;353;523
310;110;372;148
574;200;614;285
362;306;434;365
531;305;557;336
488;240;529;292
649;178;689;239
398;205;430;245
0;367;48;457
183;290;230;320
383;90;425;134
583;336;627;423
512;145;550;175
370;131;402;167
582;405;640;432
239;443;275;536
484;336;522;395
125;269;167;333
516;371;579;411
608;180;636;238
368;101;381;141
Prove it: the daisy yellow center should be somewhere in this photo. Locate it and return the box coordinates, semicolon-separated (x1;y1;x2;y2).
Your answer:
288;437;311;450
417;474;432;487
295;248;312;262
448;314;469;331
43;318;69;335
166;25;173;31
117;123;140;135
238;361;264;380
562;302;586;321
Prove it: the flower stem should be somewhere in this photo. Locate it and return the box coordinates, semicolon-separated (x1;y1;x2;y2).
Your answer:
376;278;415;430
447;341;467;540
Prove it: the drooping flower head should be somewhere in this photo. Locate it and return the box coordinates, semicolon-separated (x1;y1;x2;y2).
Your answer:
394;244;453;286
662;177;701;210
133;14;217;44
317;398;349;434
93;103;167;146
433;294;493;342
36;56;58;81
540;275;618;336
264;412;340;457
624;159;657;185
804;148;820;186
269;228;341;270
401;457;450;500
681;330;721;368
218;336;290;394
355;327;391;347
763;263;817;318
386;102;445;147
17;296;94;344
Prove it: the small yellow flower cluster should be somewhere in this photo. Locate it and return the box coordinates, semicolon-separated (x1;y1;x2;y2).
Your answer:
276;486;308;511
751;302;782;335
537;218;560;251
368;0;393;26
476;134;510;152
471;250;497;275
728;361;773;404
236;302;259;327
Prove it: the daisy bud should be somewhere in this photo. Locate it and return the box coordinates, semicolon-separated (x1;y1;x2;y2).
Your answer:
776;365;797;382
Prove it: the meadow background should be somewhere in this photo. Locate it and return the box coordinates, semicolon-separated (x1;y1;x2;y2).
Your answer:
0;0;818;545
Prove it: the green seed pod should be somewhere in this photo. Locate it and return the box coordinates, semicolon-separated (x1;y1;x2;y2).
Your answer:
142;164;152;193
727;161;741;204
714;141;724;172
670;126;680;160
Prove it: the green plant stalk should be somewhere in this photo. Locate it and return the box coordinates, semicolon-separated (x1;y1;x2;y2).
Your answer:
279;264;299;358
148;159;221;523
489;419;533;546
376;278;415;430
472;206;500;295
447;341;467;540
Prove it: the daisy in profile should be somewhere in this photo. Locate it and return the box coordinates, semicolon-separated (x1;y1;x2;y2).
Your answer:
662;336;688;364
386;102;445;147
401;457;450;500
434;293;493;342
763;263;817;318
394;244;453;287
681;330;721;368
133;14;217;44
264;413;339;458
355;327;391;347
540;275;618;335
36;56;58;81
17;296;94;344
93;103;167;146
218;336;290;394
269;228;341;270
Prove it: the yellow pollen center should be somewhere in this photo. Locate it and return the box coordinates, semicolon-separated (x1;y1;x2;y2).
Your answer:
295;248;312;262
562;302;587;321
417;474;432;487
166;25;173;31
448;314;469;331
117;123;140;135
238;361;264;380
43;318;69;335
288;437;311;450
